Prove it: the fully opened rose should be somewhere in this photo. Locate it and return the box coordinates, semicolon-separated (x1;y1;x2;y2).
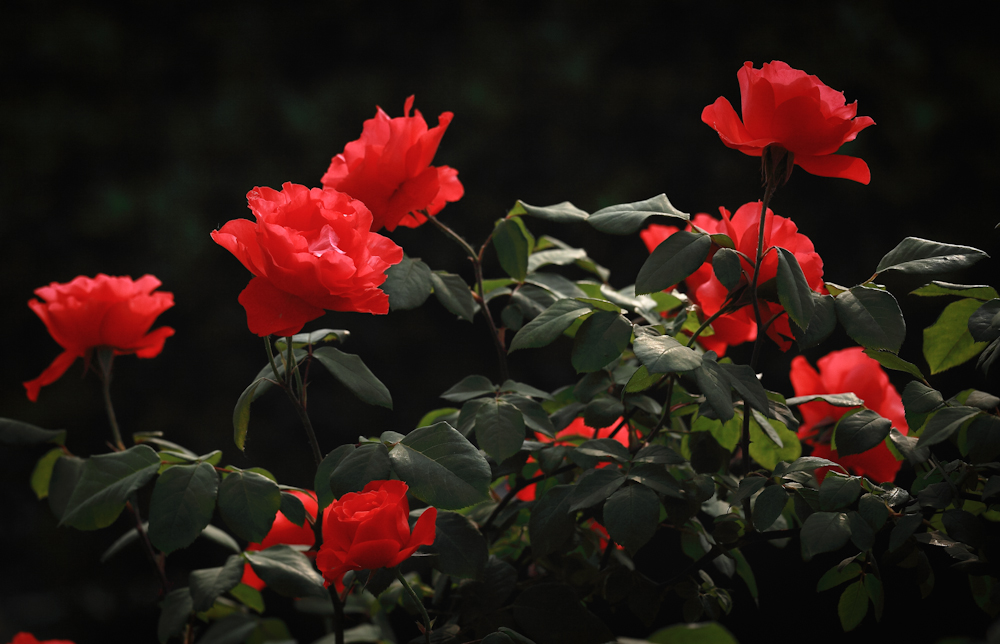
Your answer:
702;61;875;184
241;490;318;591
211;183;403;337
790;347;908;482
321;95;464;232
23;274;174;401
317;480;436;592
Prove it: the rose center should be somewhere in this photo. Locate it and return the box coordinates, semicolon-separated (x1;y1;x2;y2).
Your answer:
308;225;348;258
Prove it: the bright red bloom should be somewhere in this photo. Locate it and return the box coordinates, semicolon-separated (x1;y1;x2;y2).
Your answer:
321;96;464;232
640;202;824;355
317;480;436;592
8;633;75;644
790;347;908;482
241;490;318;591
211;183;403;337
584;519;624;551
23;274;174;401
702;61;875;184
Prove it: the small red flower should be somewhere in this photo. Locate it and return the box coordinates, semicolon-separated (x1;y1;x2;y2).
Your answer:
322;96;464;232
23;274;174;401
241;490;319;591
317;480;436;592
790;347;908;482
211;183;403;337
702;61;875;184
8;633;75;644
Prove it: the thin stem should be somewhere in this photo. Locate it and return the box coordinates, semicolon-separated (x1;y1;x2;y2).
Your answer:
687;298;740;348
286;336;300;397
395;568;432;644
96;351;125;451
264;336;283;385
329;584;345;644
127;495;170;592
642;375;676;447
481;464;576;533
293;402;324;467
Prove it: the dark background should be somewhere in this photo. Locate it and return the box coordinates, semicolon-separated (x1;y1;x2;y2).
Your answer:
2;1;998;642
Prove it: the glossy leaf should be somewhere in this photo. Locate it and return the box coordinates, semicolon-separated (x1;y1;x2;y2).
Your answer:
633;327;703;373
719;363;769;414
233;377;272;452
923;298;988;374
314;445;351;510
694;352;734;421
431;271;476;321
875;237;988;275
328;442;392;499
571;311;631;373
968;299;1000;342
647;622;739;644
432;511;488;580
772;456;842;477
493;218;532;281
504;395;556;437
800;512;852;561
217;470;281;542
279;492;306;527
917;406;980;447
776;247;816;329
626;463;685;499
603;484;660;553
525;271;588;299
835;286;906;353
312;346;392;409
190;555;245;612
588;194;689;235
0;418;66;446
862;349;925;380
527;249;587;274
510;299;593;353
902;381;944;413
196;614;257;644
148;462;220;554
834;410;892;457
60;445;160;531
244;545;327;598
382;255;433;310
635;231;712;295
752;485;788;531
819;473;862;511
510;199;589;223
475;398;526;463
791;293;837;349
712;248;743;293
274;328;349;351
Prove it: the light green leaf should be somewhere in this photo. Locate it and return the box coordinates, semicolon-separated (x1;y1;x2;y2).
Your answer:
923;298;988;374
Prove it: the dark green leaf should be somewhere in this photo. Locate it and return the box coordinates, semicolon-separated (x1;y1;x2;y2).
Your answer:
244;545;327;598
432;511;488;580
217;470;281;542
776;247;816;329
800;512;852;561
500;380;553;400
834;410;892;457
862;349;925;380
314;445;352;510
917;406;980;447
312;346;392;409
274;328;349;351
719;363;769;414
60;445;160;531
848;510;875;550
969;299;1000;342
835;287;906;353
431;271;476;321
875;237;988;275
148;462;219;554
571;311;631;373
603;484;660;553
694;352;734;421
816;562;862;592
512;583;616;644
329;442;392;499
858;494;890;532
383;255;433;310
387;422;492;510
509;299;592;352
791;293;837;350
635;231;712;295
942;509;985;549
195;614;257;644
923;298;988;374
712;248;743;293
978;337;1000;374
583;397;624;429
965;414;1000;463
0;418;66;446
567;468;626;511
528;485;575;557
475;398;526;463
773;456;841;478
493;218;532;281
902;381;943;413
158;588;193;644
889;513;924;551
588;194;689;235
819;473;862;511
510;199;589;223
753;485;788;531
525;270;588;299
865;574;884;622
278;492;306;527
190;555;245;612
633;327;703;373
233;377;273;452
440;375;496;402
504;395;556;437
838;580;869;631
626;463;685;499
632;444;685;465
30;447;62;500
785;393;864;408
199;524;241;553
731;477;767;505
576;437;630;463
911;281;998;300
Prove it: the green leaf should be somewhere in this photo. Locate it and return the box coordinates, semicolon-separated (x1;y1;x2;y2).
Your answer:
199;524;241;554
504;395;556;437
383;255;433;310
694;351;734;421
923;298;988;374
567;468;626;511
314;445;351;510
791;293;837;350
328;442;392;499
712;248;743;293
274;328;349;351
510;300;593;352
772;456;842;477
158;587;193;644
917;406;981;447
441;375;497;402
633;327;703;373
819;473;862;511
633;444;685;465
576;437;630;463
475;398;526;462
719;363;769;415
528;485;576;557
776;247;816;329
312;346;392;409
865;574;884;622
196;614;257;644
626;463;685;499
816;562;862;592
875;237;988;275
217;470;281;542
279;492;306;527
752;485;788;531
48;455;85;521
838;580;869;632
800;512;852;561
0;418;66;446
587;194;690;235
571;311;632;373
635;231;712;295
862;349;925;380
835;286;906;353
527;249;587;274
148;462;220;554
190;555;245;612
493;217;533;281
510;199;589;223
834;410;892;457
431;271;476;321
60;445;161;531
647;622;739;644
30;447;63;500
233;377;272;452
229;583;265;613
526;272;588;300
911;281;998;300
432;511;488;580
245;545;327;598
624;363;660;394
902;381;944;414
387;422;492;510
969;299;1000;342
603;484;660;553
785;393;864;408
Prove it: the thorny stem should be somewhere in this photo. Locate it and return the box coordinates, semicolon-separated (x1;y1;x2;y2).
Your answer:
395;568;432;644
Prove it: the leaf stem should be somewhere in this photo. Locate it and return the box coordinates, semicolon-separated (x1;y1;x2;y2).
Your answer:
395;568;432;644
96;349;125;451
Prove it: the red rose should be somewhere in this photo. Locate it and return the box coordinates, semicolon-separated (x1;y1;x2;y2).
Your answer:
211;183;404;337
241;490;318;591
702;61;875;184
790;347;908;482
8;633;75;644
23;274;174;401
317;480;437;592
640;202;824;354
321;96;464;232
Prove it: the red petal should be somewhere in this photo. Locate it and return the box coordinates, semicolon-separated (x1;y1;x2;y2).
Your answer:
237;276;325;337
795;154;871;184
23;350;78;401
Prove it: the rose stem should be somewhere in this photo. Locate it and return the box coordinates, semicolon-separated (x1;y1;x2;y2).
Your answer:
328;584;345;644
395;568;432;644
265;336;323;467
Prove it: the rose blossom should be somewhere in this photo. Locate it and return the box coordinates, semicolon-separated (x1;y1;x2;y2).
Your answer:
241;490;318;591
640;201;824;355
317;480;436;592
790;347;908;482
211;183;403;337
23;274;174;401
8;634;74;644
321;96;464;232
702;61;875;184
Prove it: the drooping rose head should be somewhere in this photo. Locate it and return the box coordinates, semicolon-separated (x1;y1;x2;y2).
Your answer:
790;347;908;482
321;96;464;232
211;183;404;337
23;274;175;401
241;490;319;591
317;480;437;592
8;633;75;644
702;61;875;184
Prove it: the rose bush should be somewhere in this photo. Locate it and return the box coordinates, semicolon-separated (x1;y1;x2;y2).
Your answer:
641;201;825;354
211;183;404;336
702;60;875;184
317;480;436;592
790;346;908;482
241;490;318;591
23;274;174;401
321;96;464;232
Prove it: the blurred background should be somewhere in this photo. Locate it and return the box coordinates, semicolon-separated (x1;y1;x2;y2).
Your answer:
2;1;998;642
